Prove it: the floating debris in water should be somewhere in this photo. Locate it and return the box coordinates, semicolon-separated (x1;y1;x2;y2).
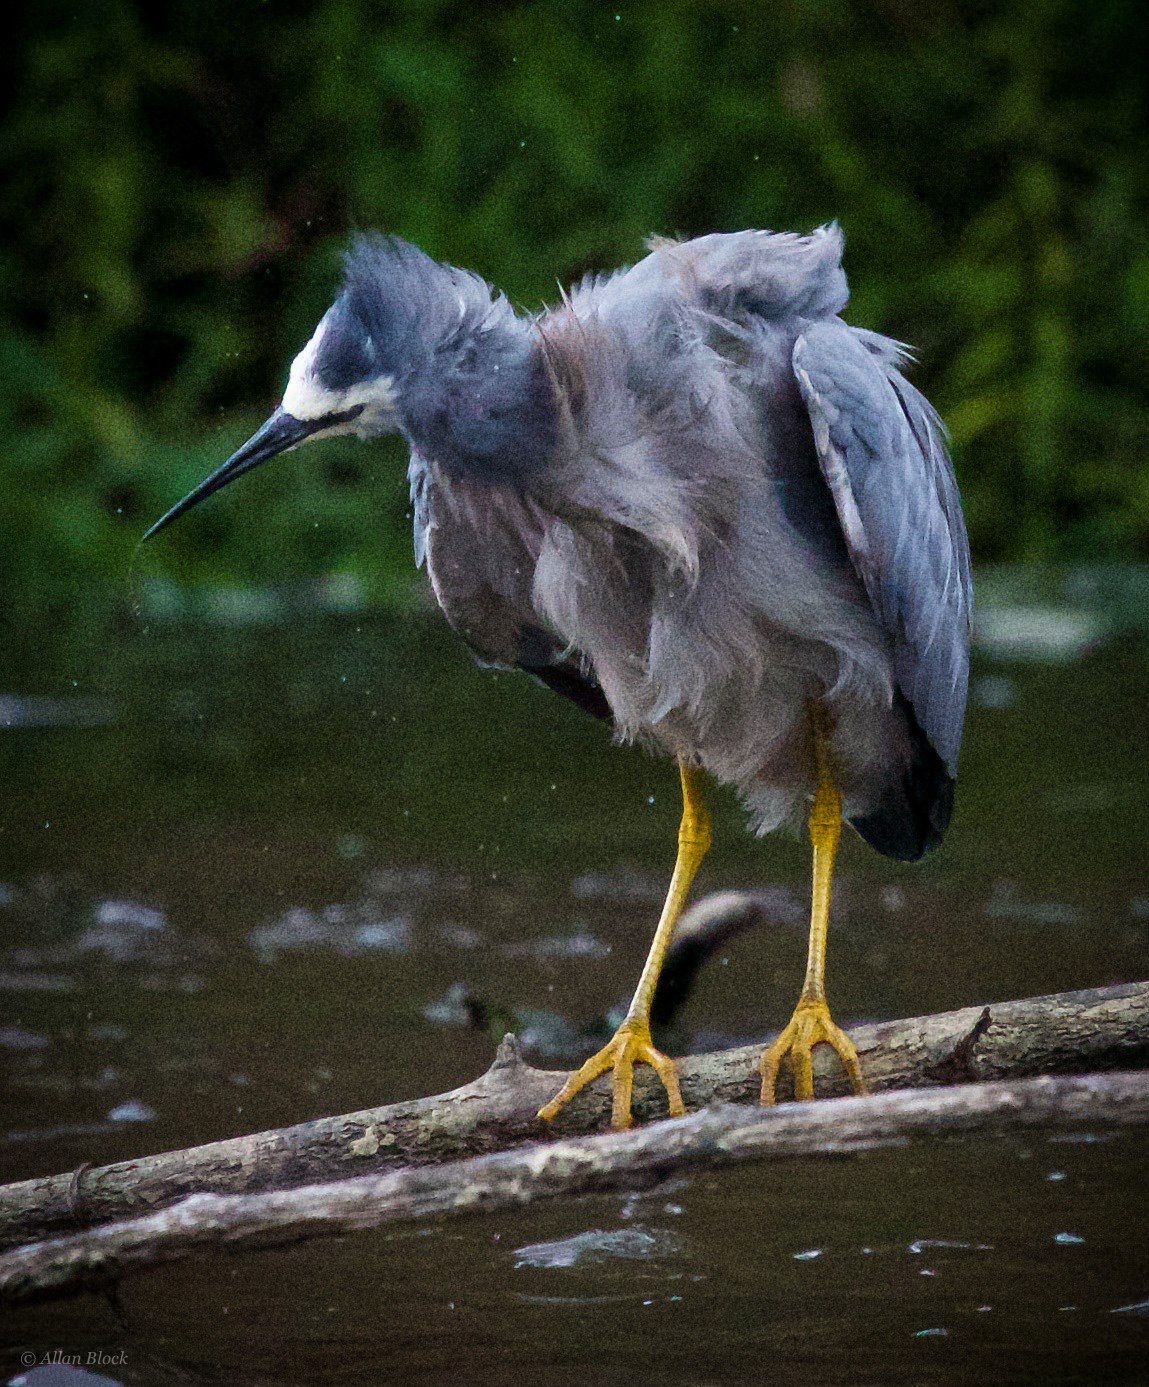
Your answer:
513;1225;682;1269
504;929;611;960
249;904;412;962
1054;1231;1085;1245
1111;1297;1149;1315
0;885;212;976
250;906;327;957
107;1099;156;1123
913;1327;948;1338
792;1249;822;1261
354;919;412;950
618;1179;690;1223
95;899;166;931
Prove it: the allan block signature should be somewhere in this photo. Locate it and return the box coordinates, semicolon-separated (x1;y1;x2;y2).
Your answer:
18;1349;128;1369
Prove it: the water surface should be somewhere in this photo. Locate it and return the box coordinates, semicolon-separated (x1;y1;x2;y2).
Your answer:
2;572;1147;1383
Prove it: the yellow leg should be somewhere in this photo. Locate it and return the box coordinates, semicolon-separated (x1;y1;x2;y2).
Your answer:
759;710;868;1104
538;760;711;1130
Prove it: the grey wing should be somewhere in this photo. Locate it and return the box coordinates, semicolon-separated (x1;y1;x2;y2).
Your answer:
409;455;610;721
792;321;971;774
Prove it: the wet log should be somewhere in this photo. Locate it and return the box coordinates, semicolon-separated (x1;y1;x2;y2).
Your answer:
2;1068;1148;1306
0;977;1146;1262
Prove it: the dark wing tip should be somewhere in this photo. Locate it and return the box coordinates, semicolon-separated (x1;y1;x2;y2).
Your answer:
849;695;955;861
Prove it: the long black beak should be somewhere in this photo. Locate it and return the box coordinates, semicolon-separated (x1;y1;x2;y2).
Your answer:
143;408;317;541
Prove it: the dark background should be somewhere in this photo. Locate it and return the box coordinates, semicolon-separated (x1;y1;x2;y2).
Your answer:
4;8;1149;1381
3;0;1148;611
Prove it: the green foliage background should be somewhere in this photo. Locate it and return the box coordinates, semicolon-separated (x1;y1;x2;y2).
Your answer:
3;0;1148;610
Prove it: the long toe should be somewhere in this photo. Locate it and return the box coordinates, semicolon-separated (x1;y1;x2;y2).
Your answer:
822;1015;867;1096
759;998;868;1104
537;1024;684;1130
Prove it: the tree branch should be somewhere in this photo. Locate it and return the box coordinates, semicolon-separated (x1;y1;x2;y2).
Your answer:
3;1069;1148;1307
1;979;1146;1258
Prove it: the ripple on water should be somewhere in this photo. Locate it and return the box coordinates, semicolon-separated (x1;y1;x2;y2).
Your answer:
513;1225;683;1270
908;1237;994;1254
1111;1298;1149;1315
502;928;611;960
0;1025;50;1052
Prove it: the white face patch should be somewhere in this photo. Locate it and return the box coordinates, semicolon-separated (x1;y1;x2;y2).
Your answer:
282;320;333;421
281;317;397;434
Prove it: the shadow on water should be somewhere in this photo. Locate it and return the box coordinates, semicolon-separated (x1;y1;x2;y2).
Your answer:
1;564;1148;1383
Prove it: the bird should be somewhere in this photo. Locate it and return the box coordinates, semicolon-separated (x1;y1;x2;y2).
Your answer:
146;226;971;1130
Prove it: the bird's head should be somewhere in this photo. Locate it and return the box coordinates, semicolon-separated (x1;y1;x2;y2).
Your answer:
145;235;550;540
143;284;406;541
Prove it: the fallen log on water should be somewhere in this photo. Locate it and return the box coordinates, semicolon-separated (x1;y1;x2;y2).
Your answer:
2;1069;1148;1306
0;976;1146;1304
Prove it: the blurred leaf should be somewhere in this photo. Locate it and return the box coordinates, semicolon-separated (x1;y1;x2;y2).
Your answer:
1;0;1146;606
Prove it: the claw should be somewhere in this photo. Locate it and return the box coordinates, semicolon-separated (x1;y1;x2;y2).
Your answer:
538;1022;685;1130
759;996;867;1104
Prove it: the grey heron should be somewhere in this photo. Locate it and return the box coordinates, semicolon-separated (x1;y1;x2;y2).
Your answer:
147;226;971;1129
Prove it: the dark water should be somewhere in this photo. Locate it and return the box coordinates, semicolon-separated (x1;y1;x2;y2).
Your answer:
2;570;1148;1384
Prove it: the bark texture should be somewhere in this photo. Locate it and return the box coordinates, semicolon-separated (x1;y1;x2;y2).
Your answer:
0;979;1145;1256
2;1069;1147;1307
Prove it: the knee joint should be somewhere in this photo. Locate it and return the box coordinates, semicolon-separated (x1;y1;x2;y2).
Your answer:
679;808;712;853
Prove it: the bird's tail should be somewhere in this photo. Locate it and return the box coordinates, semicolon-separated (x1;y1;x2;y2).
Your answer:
848;695;955;862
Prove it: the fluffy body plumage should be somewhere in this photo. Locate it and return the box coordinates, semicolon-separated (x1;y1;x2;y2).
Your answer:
153;227;971;860
391;228;970;857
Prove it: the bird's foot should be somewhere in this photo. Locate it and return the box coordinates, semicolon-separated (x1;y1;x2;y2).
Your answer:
758;995;867;1104
537;1021;685;1131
